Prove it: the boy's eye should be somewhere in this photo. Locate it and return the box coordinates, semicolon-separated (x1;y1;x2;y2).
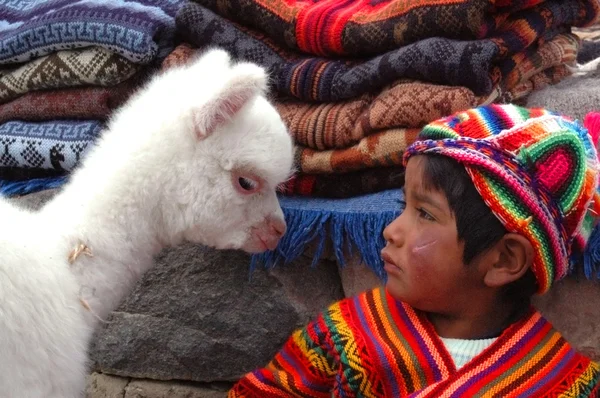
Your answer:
417;207;435;221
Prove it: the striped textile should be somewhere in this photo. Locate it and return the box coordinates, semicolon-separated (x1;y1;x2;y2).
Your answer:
190;0;600;57
177;2;589;100
229;287;600;397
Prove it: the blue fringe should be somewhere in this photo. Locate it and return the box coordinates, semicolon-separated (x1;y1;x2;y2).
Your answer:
251;189;405;281
583;225;600;280
0;175;68;197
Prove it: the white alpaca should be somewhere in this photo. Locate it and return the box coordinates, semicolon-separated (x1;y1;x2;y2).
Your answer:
0;49;294;398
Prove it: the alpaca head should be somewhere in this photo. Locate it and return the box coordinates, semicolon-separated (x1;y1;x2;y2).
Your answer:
137;48;294;253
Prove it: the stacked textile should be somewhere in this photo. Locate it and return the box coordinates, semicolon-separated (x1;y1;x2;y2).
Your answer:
169;0;599;198
0;0;184;190
524;24;600;121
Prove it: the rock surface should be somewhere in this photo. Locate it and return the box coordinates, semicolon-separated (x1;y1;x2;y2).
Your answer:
85;373;228;398
533;275;600;360
86;373;129;398
89;244;343;381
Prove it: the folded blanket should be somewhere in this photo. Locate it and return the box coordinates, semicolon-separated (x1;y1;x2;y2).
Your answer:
0;73;145;124
279;84;476;150
278;167;405;198
0;0;184;65
498;64;570;104
190;0;599;57
297;128;420;174
162;42;477;149
296;64;574;174
0;120;103;173
176;2;585;99
163;33;576;151
0;47;140;106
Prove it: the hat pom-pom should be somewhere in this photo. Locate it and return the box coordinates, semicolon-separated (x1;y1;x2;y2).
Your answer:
584;112;600;151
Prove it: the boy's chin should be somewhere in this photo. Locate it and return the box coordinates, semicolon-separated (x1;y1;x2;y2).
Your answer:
385;282;427;312
384;282;409;302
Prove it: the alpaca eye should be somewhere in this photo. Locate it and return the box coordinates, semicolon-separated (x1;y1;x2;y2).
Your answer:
238;177;258;191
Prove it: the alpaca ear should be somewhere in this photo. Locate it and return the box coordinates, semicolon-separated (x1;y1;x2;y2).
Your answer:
194;62;268;140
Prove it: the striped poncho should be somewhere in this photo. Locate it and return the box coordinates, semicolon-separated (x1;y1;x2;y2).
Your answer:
229;287;599;397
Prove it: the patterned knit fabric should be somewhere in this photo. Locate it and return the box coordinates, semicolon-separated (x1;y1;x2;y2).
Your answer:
278;167;405;198
297;128;420;174
191;0;600;57
0;47;140;106
161;32;575;152
0;0;184;65
405;104;600;294
229;287;600;397
176;1;589;99
0;74;144;124
0;121;103;173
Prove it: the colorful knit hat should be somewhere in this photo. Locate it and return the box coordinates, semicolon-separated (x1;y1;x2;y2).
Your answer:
404;104;600;294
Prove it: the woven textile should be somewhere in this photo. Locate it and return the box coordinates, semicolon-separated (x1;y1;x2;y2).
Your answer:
161;42;479;148
0;0;184;65
229;287;600;397
163;33;576;153
191;0;600;57
0;47;140;106
405;104;600;294
296;128;420;174
278;167;405;198
0;120;103;173
497;65;570;105
176;2;587;100
0;74;144;124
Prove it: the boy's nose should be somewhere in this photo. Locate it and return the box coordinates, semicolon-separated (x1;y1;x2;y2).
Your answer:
383;214;405;246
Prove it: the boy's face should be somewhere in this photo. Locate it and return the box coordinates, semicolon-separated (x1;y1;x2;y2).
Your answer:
382;156;484;314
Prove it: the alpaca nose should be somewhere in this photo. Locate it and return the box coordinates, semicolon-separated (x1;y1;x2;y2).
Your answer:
270;216;286;237
259;216;286;251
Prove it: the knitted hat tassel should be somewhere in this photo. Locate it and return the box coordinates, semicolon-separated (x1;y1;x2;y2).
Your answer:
583;111;600;279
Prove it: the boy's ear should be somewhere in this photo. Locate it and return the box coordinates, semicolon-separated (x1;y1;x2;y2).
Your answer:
483;233;534;288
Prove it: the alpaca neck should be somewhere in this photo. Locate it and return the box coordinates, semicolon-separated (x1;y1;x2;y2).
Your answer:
43;151;175;328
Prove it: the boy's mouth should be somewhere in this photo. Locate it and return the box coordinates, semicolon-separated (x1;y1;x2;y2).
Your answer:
381;250;400;269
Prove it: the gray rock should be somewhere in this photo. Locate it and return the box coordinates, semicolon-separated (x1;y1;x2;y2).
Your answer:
89;243;343;382
337;255;383;298
124;379;227;398
533;275;600;361
85;373;129;398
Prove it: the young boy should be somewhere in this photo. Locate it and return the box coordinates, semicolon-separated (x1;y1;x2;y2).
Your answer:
229;104;600;397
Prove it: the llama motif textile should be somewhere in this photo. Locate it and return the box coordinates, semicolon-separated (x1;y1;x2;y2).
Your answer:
230;287;600;397
0;0;185;65
177;1;593;99
191;0;600;57
0;47;139;105
0;120;102;173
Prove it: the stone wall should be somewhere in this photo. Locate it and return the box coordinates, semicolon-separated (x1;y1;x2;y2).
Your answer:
8;190;600;397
